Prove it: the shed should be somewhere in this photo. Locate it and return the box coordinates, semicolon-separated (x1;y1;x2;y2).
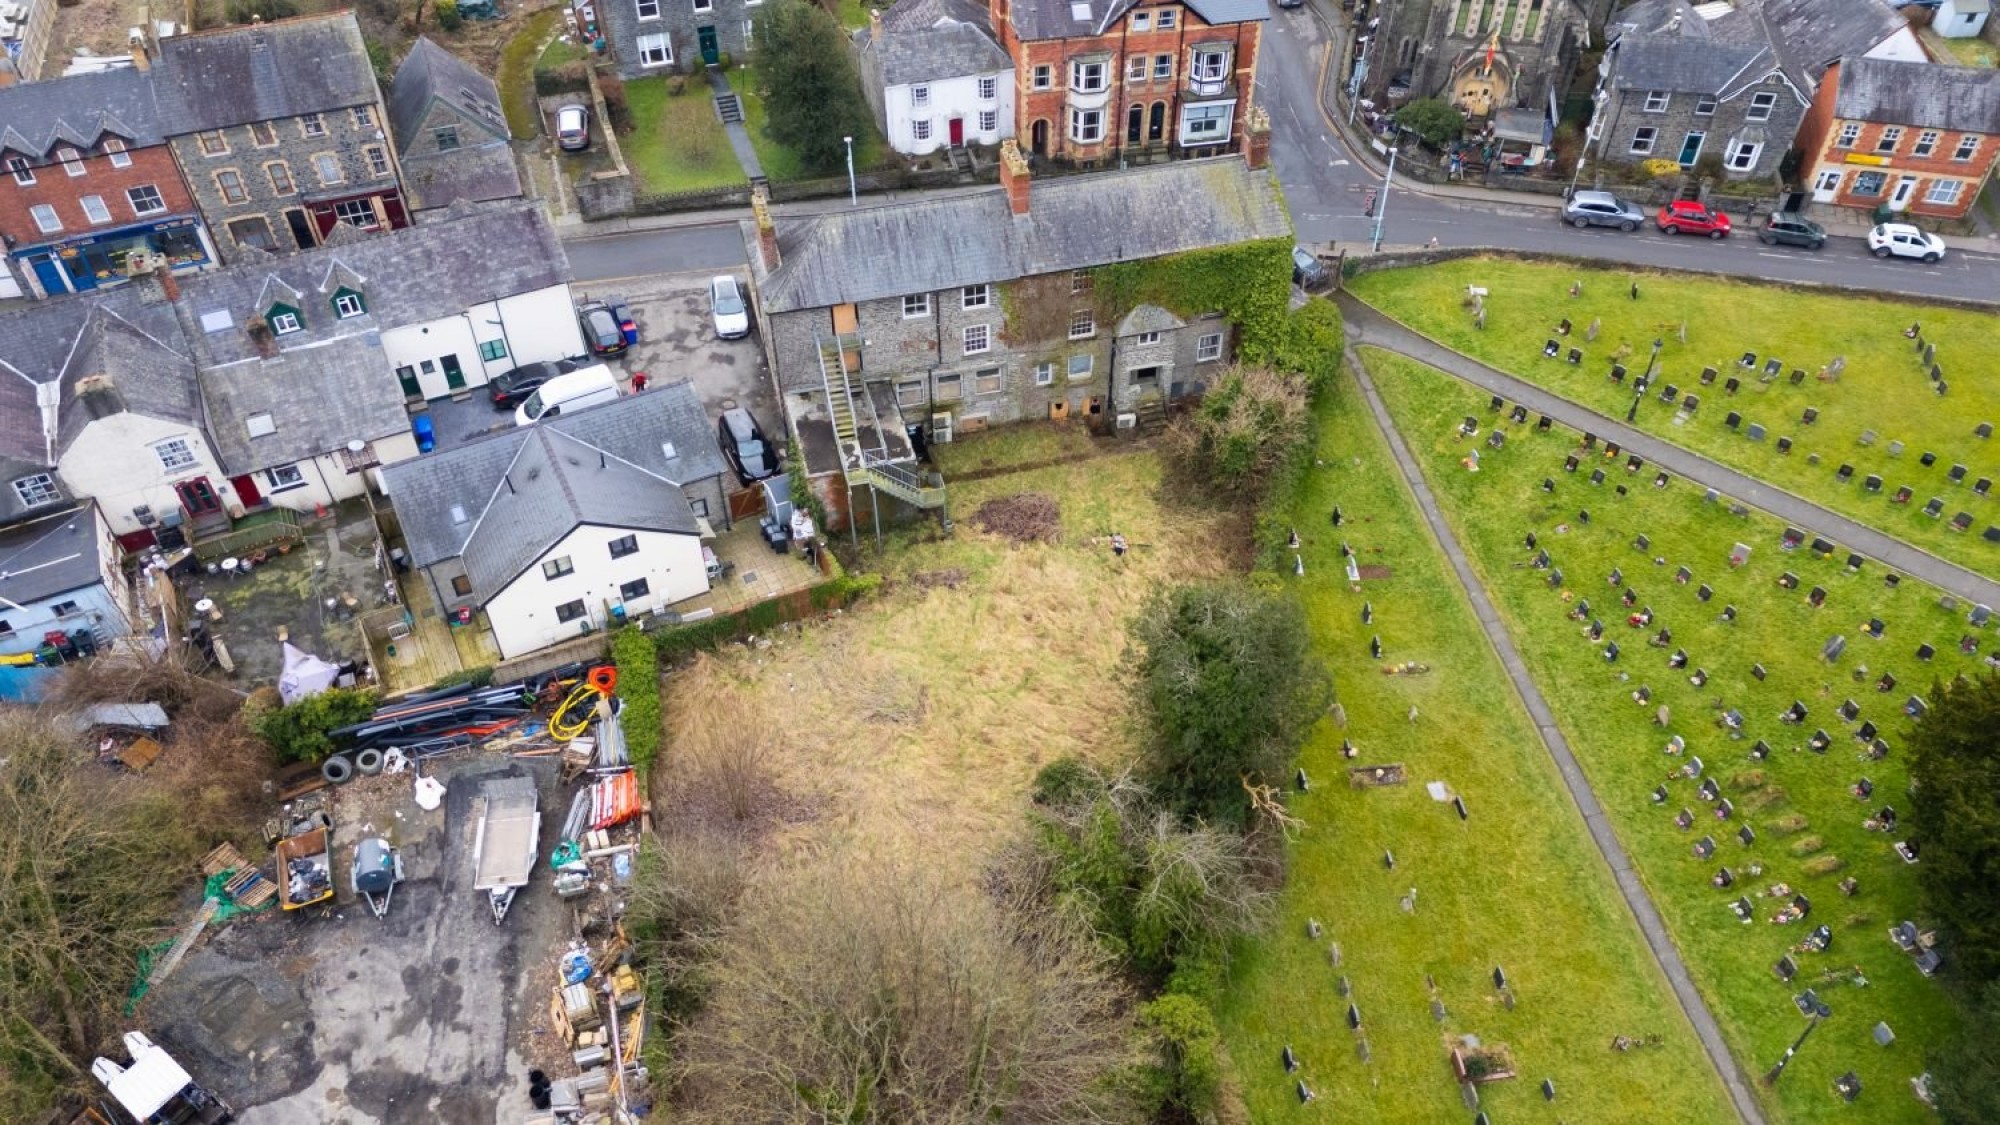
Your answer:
1938;0;1989;39
1492;108;1551;169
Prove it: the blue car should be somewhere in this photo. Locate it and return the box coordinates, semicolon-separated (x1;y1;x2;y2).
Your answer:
412;413;436;454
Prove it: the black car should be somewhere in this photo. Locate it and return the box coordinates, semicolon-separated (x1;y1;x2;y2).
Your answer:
489;358;586;409
717;407;779;485
577;301;628;358
1758;213;1826;250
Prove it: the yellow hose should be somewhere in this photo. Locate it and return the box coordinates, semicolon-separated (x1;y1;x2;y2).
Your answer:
549;681;600;741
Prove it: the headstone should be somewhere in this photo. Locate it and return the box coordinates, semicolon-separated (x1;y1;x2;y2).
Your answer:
1510;404;1528;424
1606;441;1621;457
1544;339;1560;358
1979;422;1994;439
1973;604;1993;626
1454;796;1468;820
1822;635;1845;661
1874;1022;1895;1047
1863;474;1882;492
1557;317;1572;336
1297;1079;1315;1103
1802;407;1819;425
1652;784;1668;803
1746;423;1766;442
1789;369;1805;386
1764;358;1782;377
1889;440;1904;456
1836;464;1854;483
1633;375;1650;395
1811;537;1834;556
1921;451;1938;467
1675;565;1692;583
1893;486;1913;503
1432;999;1447;1022
1953;512;1974;531
1492;966;1507;990
1655;471;1670;489
1489;395;1505;412
1752;663;1766;680
1923;498;1944;518
1660;384;1679;404
1627;454;1644;472
1564;454;1580;472
1949;464;1968;484
1542;1078;1556;1101
1725;376;1741;395
1774;955;1797;981
1591;468;1606;485
1676;808;1694;829
1567;347;1582;365
1775;436;1793;454
1283;1044;1299;1072
1693;836;1715;859
1809;586;1827;608
1538;414;1553;431
1583;433;1597;448
1347;1003;1361;1030
1700;366;1717;385
1751;739;1771;760
1740;351;1757;368
1916;643;1935;661
1778;572;1799;590
1634;534;1651;551
1697;584;1713;602
1739;824;1756;846
1977;478;1993;497
1487;430;1506;450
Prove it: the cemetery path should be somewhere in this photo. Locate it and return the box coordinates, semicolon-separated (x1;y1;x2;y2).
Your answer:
1337;294;2000;612
1346;347;1769;1125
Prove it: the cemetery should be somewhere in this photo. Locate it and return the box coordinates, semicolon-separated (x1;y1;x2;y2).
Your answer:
1348;259;1999;576
1364;347;1987;1124
1216;379;1731;1122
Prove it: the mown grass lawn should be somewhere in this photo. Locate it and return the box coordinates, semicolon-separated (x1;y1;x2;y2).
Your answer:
1366;347;1982;1124
1348;258;2000;576
1213;376;1733;1122
732;64;888;183
621;76;744;194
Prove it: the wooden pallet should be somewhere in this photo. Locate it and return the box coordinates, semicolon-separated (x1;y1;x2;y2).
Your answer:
200;842;250;878
224;867;277;908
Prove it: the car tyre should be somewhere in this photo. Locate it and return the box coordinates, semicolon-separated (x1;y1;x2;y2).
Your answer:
1709;229;1725;240
1570;216;1590;229
1811;240;1824;250
1621;220;1638;232
322;754;355;785
1873;246;1891;258
1661;224;1679;235
1759;233;1776;245
1922;252;1940;263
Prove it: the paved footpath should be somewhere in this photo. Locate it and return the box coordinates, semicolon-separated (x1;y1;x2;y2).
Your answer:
1338;294;2000;611
1345;349;1769;1125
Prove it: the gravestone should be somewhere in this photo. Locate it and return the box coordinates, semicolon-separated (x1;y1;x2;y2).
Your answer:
1660;384;1679;404
1347;1003;1362;1030
1921;451;1938;466
1653;784;1668;803
1874;1022;1895;1047
1633;375;1651;395
1492;966;1507;990
1384;849;1395;869
1810;586;1828;608
1764;358;1782;377
1864;619;1884;639
1739;824;1756;846
1778;572;1799;589
1538;415;1553;431
1676;808;1694;829
1675;565;1692;583
1811;536;1834;556
1752;663;1767;680
1432;999;1447;1022
1973;604;1993;626
1976;479;1992;497
1543;1078;1556;1102
1746;423;1766;442
1297;1079;1315;1103
1916;643;1935;661
1893;486;1913;503
1776;437;1793;454
1803;407;1819;425
1693;836;1716;859
1774;955;1797;982
1725;376;1741;394
1634;534;1651;551
1953;512;1974;531
1542;477;1555;493
1857;720;1877;741
1682;394;1699;414
1700;366;1718;385
1591;468;1606;485
1544;339;1560;358
1454;796;1469;820
1949;464;1968;483
1978;421;1994;439
1567;347;1582;365
1487;431;1506;450
1564;454;1580;472
1557;317;1571;336
1889;440;1904;456
1610;363;1627;383
1840;699;1861;720
1655;471;1670;489
1740;351;1757;368
1606;441;1621;457
1790;369;1805;386
1283;1044;1298;1072
1583;433;1597;448
1628;454;1644;472
1836;464;1854;483
1751;739;1770;760
1510;405;1529;424
1877;672;1896;693
1698;584;1713;602
1923;498;1944;518
1864;475;1882;492
1490;395;1504;412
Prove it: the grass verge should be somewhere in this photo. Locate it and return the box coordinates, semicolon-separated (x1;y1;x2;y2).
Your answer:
732;64;887;183
1213;369;1734;1123
1365;346;1978;1124
622;76;744;193
498;8;565;139
1347;258;2000;575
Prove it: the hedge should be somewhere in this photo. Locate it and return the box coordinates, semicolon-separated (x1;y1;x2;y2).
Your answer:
612;626;662;777
650;573;881;661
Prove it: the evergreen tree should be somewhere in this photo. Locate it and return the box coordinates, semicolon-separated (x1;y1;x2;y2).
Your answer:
1908;670;2000;985
751;0;872;177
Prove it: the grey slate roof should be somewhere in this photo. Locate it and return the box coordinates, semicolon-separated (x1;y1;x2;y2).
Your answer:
401;145;526;210
1010;0;1267;41
56;310;203;457
0;68;168;158
389;37;509;148
179;201;570;366
383;380;728;576
1610;31;1774;95
199;335;412;476
1833;56;2000;134
866;0;1011;87
1760;0;1906;84
152;13;380;133
1116;304;1187;335
0;504;108;606
751;157;1291;314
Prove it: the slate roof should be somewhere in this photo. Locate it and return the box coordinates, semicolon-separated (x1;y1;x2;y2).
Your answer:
0;68;168;158
179;201;570;365
152;13;381;134
750;157;1291;314
56;311;203;457
199;335;412;476
401;145;526;210
0;288;175;465
389;37;509;147
0;504;108;606
1759;0;1907;84
382;380;728;577
1833;56;2000;134
1010;0;1266;41
866;0;1011;87
1116;304;1187;335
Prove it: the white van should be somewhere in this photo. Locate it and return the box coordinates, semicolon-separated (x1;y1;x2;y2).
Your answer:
514;363;618;426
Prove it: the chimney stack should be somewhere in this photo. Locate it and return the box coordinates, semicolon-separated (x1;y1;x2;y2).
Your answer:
128;28;150;71
752;186;781;271
1244;106;1272;171
999;140;1030;215
869;7;883;42
155;258;180;304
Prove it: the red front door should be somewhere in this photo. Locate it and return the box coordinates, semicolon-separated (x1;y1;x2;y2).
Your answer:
948;117;964;146
230;474;263;508
175;477;222;517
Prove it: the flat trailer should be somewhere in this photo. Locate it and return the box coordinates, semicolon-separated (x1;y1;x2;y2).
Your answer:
275;825;333;912
472;776;540;924
92;1031;234;1124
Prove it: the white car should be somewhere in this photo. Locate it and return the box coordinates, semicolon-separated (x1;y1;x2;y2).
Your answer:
1867;223;1946;263
709;275;750;339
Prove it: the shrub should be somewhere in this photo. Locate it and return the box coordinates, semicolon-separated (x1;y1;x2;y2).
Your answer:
1161;365;1312;500
751;0;873;176
1031;755;1103;809
250;686;378;763
612;626;662;777
1641;158;1683;181
599;75;631;134
1138;993;1224;1118
434;0;463;31
1394;98;1466;150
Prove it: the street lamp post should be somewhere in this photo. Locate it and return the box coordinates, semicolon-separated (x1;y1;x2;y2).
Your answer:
1371;145;1398;252
843;136;856;206
1646;337;1665;379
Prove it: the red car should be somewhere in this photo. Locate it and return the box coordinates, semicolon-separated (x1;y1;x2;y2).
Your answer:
1657;200;1731;239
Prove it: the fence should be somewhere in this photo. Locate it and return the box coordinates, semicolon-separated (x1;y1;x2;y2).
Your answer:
191;507;305;562
614;162;996;218
491;630;612;686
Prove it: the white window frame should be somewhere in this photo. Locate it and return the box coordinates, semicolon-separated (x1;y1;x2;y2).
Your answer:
979;109;997;132
334;292;365;318
1745;91;1776;122
6;157;33;185
1033;64;1053;90
912;119;933;142
912;84;930;107
902;293;930;318
963;323;991;355
30;204;60;234
1913;130;1939;158
1692;95;1716;117
269;311;303;335
636;0;660;17
334;198;379;229
978;75;997;100
1127;55;1149;82
1190;48;1228;83
1643;90;1669;113
314;153;343;186
155;438;197;471
1067;353;1094;380
1157;8;1175;27
897;379;926;407
961;283;991;309
1953;135;1978;162
1725;141;1761;172
693;0;713;12
543;555;576;580
1135;331;1161;345
1068;309;1095;340
1068;107;1104;143
1925;178;1962;206
127;185;166;215
1196;332;1223;362
1876;126;1902;154
57;147;84;177
80;195;111;224
104;138;131;168
1835;122;1860;148
267;463;307;491
1033;361;1055;386
1629;126;1657;155
1154;53;1172;81
1180;101;1233;144
1676;130;1706;167
215;169;248;203
352;106;375;129
1130;10;1150;29
300;113;327;138
637;33;672;67
1069;60;1108;93
364;145;392;179
12;473;60;508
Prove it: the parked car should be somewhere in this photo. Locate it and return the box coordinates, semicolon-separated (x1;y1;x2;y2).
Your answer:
1656;200;1731;238
1758;213;1826;250
1867;223;1946;262
1277;0;1303;9
577;301;628;357
555;104;590;152
1562;190;1645;231
717;407;779;485
515;364;619;426
1291;245;1328;288
709;275;750;339
489;358;585;409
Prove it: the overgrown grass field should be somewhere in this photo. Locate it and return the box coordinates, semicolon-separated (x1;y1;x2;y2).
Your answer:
1367;348;1981;1123
1214;376;1734;1122
1348;258;2000;575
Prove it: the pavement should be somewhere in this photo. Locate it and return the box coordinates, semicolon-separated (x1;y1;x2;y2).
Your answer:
1338;293;2000;611
1345;346;1770;1125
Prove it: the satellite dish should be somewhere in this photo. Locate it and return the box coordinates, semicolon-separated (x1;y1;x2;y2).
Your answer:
347;439;366;453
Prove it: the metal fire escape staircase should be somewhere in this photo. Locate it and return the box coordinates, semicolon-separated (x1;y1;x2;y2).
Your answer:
815;332;950;527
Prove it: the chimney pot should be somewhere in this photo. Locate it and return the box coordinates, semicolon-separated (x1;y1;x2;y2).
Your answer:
752;186;781;270
869;7;883;42
1244;106;1272;171
999;140;1031;215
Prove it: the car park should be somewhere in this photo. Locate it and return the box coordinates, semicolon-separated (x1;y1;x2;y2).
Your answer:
1562;190;1645;231
717;407;779;485
576;301;628;357
1867;223;1946;262
1656;200;1731;239
709;275;750;339
488;359;585;409
1758;213;1826;249
555;104;590;152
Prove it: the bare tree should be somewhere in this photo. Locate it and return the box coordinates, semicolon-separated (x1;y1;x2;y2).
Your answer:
669;858;1142;1124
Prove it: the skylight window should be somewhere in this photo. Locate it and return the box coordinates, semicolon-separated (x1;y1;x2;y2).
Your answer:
1070;1;1090;18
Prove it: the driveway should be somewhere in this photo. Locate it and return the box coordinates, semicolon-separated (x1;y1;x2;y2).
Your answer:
609;269;779;440
145;758;565;1123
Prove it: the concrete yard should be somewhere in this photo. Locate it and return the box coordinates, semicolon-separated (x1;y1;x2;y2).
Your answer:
145;757;565;1123
611;269;777;434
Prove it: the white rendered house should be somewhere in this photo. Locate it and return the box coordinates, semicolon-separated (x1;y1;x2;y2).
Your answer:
858;0;1015;156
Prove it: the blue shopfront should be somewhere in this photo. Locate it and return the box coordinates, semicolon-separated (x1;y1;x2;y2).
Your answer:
15;216;213;295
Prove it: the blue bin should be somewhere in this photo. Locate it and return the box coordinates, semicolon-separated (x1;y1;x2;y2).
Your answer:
412;413;436;454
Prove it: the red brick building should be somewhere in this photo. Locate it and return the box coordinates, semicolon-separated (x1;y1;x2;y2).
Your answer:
1794;56;2000;222
991;0;1267;163
0;67;214;298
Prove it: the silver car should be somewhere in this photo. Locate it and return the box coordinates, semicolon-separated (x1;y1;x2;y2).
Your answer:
709;275;750;339
1562;190;1645;232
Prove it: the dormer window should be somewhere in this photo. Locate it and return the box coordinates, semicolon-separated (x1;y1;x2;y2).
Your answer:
6;156;33;186
267;304;304;335
1131;10;1149;29
332;288;366;318
58;147;85;177
1156;8;1176;27
104;138;132;167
